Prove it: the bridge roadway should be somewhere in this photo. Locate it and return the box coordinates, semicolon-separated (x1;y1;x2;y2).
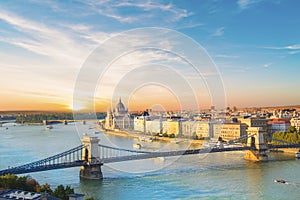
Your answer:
268;143;300;149
0;161;86;175
101;146;254;163
0;145;85;176
2;143;300;176
0;146;254;176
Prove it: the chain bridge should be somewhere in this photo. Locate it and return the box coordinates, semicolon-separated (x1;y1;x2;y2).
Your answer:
1;128;300;179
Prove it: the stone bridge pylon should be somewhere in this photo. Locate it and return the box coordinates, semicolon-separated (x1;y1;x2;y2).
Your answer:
80;136;103;179
244;127;268;162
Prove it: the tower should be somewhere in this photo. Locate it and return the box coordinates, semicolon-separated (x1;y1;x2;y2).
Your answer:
80;136;103;179
244;127;268;162
105;108;114;129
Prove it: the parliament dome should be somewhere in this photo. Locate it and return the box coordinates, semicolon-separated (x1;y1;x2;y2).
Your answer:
116;98;126;113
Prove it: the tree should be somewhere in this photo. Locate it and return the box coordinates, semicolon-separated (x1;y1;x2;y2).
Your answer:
26;178;39;191
37;183;53;194
0;174;38;192
52;185;74;200
287;126;297;133
162;133;168;137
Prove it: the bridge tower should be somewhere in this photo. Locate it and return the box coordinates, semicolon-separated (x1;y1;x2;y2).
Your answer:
80;136;103;179
244;127;268;161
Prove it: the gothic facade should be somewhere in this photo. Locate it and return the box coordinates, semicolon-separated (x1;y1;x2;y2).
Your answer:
104;98;133;130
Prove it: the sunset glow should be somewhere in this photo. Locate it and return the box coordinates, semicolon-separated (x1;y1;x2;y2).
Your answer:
0;1;299;111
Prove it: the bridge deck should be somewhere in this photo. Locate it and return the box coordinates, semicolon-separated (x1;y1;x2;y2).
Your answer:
102;146;253;163
0;146;253;175
0;161;86;175
268;144;300;149
2;142;300;176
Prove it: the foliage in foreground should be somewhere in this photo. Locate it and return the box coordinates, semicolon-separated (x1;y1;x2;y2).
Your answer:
0;174;74;200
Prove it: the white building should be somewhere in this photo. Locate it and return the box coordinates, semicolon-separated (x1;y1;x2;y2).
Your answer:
291;118;300;130
196;120;215;138
267;118;291;134
182;120;198;137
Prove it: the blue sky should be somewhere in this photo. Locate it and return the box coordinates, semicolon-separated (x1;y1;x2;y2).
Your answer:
0;0;299;111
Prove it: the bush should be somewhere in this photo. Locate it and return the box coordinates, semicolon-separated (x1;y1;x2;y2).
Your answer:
162;133;168;137
52;185;74;200
0;175;75;200
0;174;38;192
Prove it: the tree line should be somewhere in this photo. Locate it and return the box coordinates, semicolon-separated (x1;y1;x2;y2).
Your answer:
271;126;300;144
0;174;94;200
15;113;74;123
15;112;106;123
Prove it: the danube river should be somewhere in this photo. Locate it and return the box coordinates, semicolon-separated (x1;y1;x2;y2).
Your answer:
1;122;300;199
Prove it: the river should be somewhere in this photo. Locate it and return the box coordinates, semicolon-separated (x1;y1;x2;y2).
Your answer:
1;122;300;199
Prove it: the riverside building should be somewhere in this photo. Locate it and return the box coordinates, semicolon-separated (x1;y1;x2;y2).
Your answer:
291;118;300;131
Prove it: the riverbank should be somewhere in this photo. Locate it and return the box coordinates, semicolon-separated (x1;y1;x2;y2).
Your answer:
96;125;204;146
278;148;300;154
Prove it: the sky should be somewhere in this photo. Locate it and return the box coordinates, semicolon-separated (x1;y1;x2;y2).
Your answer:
0;0;299;112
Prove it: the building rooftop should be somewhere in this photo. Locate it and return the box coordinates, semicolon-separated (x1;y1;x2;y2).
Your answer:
68;193;85;197
0;189;60;200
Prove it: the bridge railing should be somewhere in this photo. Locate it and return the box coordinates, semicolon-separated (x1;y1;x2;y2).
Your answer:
100;146;254;163
268;143;300;149
98;144;152;160
228;134;256;144
0;145;85;175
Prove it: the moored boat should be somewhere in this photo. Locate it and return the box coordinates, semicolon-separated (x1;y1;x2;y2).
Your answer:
140;136;153;142
45;125;53;130
133;143;142;149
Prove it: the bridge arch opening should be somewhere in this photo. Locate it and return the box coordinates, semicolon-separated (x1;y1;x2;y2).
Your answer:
84;148;89;162
250;136;256;148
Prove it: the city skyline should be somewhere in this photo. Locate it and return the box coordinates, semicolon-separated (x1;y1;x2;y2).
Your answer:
0;0;299;111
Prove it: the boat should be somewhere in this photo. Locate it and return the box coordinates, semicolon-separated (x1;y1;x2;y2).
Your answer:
45;125;53;130
93;131;100;134
274;179;286;184
171;140;179;144
203;141;217;148
151;157;165;162
140;136;153;142
157;157;165;161
133;143;142;149
296;151;300;158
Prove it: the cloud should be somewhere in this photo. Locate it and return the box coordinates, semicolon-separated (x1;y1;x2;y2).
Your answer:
211;27;225;37
0;10;112;64
262;44;300;55
264;44;300;50
237;0;262;10
263;63;272;68
28;0;67;12
58;23;112;44
176;22;204;30
76;0;191;24
214;54;239;59
285;44;300;50
289;51;300;55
